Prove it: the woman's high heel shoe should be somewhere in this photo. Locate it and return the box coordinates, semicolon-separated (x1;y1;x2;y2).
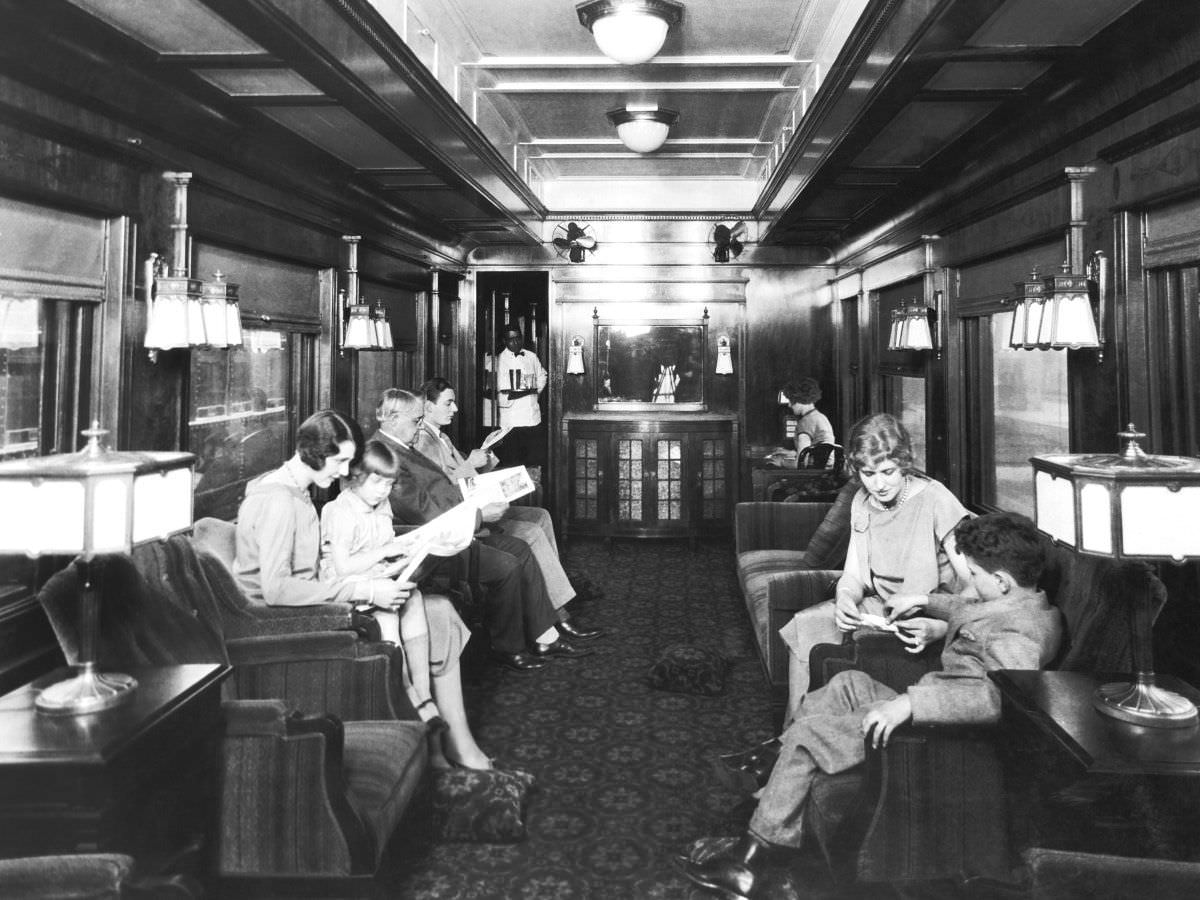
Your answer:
416;698;447;737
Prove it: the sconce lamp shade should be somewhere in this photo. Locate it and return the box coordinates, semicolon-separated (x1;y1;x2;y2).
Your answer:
1043;266;1099;349
888;302;937;353
1031;424;1200;727
373;302;394;350
0;423;195;714
567;335;586;374
201;271;242;349
343;302;377;350
607;104;678;153
577;0;684;65
715;335;733;374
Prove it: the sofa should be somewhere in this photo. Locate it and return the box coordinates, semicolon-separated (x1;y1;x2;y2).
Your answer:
733;479;858;711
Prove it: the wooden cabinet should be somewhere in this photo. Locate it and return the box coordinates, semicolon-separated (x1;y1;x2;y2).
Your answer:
563;415;736;542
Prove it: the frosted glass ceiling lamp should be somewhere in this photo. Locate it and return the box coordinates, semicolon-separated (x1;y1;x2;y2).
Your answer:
577;0;683;65
607;104;679;153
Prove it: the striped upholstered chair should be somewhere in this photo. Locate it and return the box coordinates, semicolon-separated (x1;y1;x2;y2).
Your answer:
734;478;858;711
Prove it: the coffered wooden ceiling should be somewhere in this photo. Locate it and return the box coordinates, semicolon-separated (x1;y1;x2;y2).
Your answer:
13;0;1159;259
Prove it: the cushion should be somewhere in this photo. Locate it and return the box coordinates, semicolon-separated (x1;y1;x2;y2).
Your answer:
800;479;858;569
430;767;536;843
647;641;730;696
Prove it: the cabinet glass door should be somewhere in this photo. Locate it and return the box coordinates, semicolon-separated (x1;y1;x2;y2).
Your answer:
656;438;685;522
614;437;645;521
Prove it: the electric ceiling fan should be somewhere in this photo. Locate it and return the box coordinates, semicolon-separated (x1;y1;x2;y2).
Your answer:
711;220;746;263
553;222;597;263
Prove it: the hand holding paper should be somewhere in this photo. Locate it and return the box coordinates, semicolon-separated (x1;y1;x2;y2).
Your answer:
479;426;512;452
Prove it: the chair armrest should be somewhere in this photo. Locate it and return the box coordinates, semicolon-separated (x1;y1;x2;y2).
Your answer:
735;501;832;554
815;630;942;694
229;602;356;638
762;568;841;687
0;854;200;899
218;701;371;876
225;636;403;721
848;724;1011;884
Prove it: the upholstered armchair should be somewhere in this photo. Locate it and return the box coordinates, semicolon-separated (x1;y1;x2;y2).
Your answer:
0;853;200;898
802;546;1169;889
734;479;857;712
37;550;429;883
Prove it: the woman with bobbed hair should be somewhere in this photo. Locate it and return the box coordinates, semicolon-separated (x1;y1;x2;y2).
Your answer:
780;376;835;453
235;408;492;768
781;412;971;711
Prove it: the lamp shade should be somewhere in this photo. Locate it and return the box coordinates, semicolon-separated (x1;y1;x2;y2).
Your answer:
607;105;678;153
343;302;377;350
1043;267;1099;349
577;0;684;65
1032;447;1200;562
0;424;196;558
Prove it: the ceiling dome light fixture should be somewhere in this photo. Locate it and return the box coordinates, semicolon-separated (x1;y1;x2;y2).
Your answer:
607;104;679;153
577;0;684;66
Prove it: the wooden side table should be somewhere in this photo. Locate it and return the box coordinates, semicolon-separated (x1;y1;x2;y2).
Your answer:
992;669;1200;860
0;663;230;868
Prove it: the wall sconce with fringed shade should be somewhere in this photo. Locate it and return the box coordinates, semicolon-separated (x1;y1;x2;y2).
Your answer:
887;293;941;358
1031;424;1200;728
715;334;733;374
576;0;684;65
567;335;586;375
339;235;391;352
1009;254;1104;359
0;423;195;715
144;173;242;360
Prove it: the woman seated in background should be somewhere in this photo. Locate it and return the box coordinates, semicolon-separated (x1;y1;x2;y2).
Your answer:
414;376;603;641
234;408;492;769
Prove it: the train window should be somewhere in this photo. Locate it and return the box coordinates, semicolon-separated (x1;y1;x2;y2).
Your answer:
991;310;1069;513
883;374;926;469
189;327;293;520
0;298;42;461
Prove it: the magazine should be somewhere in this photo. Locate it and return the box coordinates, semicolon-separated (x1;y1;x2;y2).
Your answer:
479;425;512;452
458;465;536;507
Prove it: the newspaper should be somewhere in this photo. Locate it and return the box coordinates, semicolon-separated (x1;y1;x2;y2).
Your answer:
458;465;536;507
380;501;477;582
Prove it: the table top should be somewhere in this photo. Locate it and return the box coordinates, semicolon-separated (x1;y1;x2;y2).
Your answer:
992;669;1200;776
0;664;229;766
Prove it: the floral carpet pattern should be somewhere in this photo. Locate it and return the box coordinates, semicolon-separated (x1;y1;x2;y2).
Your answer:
378;537;782;899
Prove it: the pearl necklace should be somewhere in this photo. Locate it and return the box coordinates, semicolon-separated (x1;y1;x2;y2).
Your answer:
871;476;912;512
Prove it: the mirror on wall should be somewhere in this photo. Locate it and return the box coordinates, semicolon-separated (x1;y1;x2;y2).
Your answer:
593;315;708;411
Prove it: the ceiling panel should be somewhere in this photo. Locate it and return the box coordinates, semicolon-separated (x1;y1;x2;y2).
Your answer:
854;101;1000;168
970;0;1134;45
925;61;1051;92
66;0;263;54
258;106;421;169
195;69;324;96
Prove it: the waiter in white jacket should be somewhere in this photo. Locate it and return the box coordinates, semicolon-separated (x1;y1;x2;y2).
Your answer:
495;323;548;469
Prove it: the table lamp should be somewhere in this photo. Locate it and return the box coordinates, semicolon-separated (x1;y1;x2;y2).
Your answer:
0;423;195;714
1031;424;1200;728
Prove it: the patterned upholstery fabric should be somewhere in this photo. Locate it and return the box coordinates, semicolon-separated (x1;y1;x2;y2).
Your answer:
430;768;537;843
737;550;808;659
800;480;857;569
647;641;730;696
343;720;429;865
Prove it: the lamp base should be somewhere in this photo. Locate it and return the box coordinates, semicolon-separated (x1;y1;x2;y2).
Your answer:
1092;673;1198;728
36;663;138;716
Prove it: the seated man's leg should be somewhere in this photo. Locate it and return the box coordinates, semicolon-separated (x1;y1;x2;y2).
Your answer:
470;541;532;654
480;530;559;647
750;670;898;848
498;512;574;609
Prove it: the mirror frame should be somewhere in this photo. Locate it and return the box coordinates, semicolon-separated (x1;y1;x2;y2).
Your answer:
591;313;709;412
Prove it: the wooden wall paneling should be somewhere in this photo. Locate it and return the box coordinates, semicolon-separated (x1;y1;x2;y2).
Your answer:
743;266;832;449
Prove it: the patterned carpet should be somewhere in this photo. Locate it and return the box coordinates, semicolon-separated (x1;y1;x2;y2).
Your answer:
374;537;800;899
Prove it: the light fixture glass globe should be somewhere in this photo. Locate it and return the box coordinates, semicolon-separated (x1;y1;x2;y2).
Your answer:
591;11;669;64
617;118;670;153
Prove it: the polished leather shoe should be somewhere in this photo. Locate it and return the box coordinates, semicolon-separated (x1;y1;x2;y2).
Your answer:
531;637;595;659
557;619;605;641
672;853;757;900
491;650;548;673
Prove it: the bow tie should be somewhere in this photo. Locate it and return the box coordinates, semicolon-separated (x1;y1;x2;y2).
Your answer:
512;351;524;357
